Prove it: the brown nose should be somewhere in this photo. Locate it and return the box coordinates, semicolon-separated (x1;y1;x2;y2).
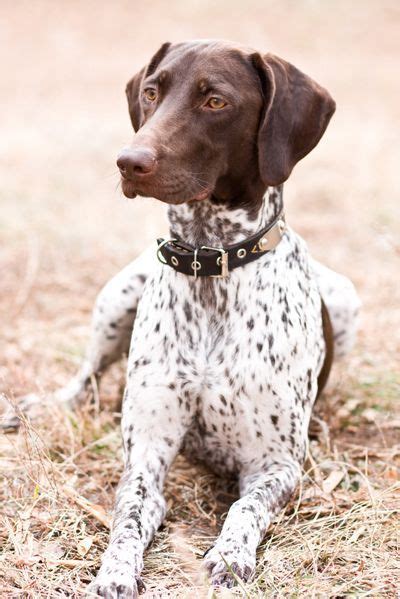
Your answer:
117;148;157;178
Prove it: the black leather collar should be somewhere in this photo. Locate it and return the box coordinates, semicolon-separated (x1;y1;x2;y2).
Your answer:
156;210;286;277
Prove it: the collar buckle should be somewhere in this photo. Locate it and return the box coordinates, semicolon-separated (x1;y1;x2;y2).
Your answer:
201;246;229;278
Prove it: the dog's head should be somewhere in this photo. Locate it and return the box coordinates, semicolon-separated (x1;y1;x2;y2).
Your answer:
118;40;335;205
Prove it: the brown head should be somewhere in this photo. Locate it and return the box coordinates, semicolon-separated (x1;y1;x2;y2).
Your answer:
117;40;335;208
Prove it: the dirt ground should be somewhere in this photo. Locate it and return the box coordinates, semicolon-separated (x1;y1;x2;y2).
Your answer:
1;1;399;597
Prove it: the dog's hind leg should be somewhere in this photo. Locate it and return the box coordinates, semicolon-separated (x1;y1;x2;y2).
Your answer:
54;246;156;408
1;245;157;430
310;258;361;358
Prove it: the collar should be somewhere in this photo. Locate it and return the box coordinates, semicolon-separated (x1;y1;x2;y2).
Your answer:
156;209;286;278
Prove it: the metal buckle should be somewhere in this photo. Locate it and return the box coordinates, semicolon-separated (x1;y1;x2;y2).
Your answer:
201;246;229;278
156;238;177;264
191;248;201;278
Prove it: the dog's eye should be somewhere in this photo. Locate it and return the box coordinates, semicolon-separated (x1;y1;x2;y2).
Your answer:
206;97;227;110
143;88;157;102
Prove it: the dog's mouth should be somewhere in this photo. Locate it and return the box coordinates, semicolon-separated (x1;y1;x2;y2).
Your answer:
120;177;212;204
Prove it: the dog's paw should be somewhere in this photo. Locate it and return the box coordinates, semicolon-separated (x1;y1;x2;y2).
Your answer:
204;544;255;588
87;574;145;599
53;376;89;408
0;393;42;431
0;377;90;432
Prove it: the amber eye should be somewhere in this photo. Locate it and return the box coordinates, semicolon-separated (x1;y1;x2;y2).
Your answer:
144;88;157;102
206;97;227;110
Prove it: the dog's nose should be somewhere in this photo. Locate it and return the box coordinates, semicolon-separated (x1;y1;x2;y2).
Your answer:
117;148;157;178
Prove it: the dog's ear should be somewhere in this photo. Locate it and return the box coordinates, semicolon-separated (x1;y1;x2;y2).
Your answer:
125;42;171;131
251;52;336;186
125;67;145;131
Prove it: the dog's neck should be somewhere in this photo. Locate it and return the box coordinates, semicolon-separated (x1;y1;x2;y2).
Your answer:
167;186;283;248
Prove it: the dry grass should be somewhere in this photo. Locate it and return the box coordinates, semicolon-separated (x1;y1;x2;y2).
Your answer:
1;1;399;597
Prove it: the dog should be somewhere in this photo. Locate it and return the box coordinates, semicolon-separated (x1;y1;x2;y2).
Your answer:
7;40;361;597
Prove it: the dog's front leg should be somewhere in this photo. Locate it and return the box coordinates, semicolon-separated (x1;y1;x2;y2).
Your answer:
88;456;166;598
204;458;300;587
88;381;192;598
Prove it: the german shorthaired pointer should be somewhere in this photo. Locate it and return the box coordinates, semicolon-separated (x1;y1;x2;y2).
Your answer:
11;40;361;596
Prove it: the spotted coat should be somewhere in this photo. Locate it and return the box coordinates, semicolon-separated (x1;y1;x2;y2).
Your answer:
80;186;360;596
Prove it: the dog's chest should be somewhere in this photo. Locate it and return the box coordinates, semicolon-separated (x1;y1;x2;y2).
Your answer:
130;231;325;473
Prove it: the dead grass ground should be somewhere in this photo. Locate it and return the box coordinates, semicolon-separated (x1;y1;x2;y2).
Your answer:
0;1;399;597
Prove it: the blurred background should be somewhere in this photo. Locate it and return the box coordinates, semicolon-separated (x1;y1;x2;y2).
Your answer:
0;1;399;596
1;0;399;384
